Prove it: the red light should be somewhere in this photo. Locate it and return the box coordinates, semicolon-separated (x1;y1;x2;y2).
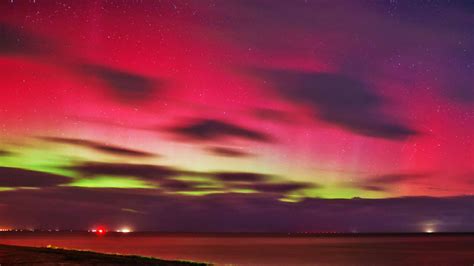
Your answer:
95;226;106;236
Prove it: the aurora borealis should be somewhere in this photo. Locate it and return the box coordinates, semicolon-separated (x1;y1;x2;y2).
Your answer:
0;0;472;232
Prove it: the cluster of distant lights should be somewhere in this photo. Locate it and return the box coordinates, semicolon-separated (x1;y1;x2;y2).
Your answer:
88;227;132;235
1;228;438;234
1;226;437;234
0;228;41;232
0;227;133;234
0;229;69;232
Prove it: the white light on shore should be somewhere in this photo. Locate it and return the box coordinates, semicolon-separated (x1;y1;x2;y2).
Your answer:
116;227;131;233
425;227;435;233
421;220;439;234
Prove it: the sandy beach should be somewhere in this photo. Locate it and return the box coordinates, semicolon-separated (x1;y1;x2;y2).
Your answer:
0;244;208;266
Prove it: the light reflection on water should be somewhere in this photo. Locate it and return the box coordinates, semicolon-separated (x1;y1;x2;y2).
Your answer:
1;233;474;265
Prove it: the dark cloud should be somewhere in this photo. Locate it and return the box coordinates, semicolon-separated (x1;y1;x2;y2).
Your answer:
41;137;155;158
213;172;270;183
67;162;180;180
213;1;474;106
353;173;428;192
211;172;317;194
251;68;418;140
66;161;313;197
66;162;209;193
0;23;166;106
1;24;165;104
0;167;71;187
206;146;253;157
0;149;13;157
168;118;273;143
1;186;474;232
0;23;52;56
86;144;154;158
0;187;161;229
79;63;165;102
250;181;315;194
159;179;197;191
359;185;386;192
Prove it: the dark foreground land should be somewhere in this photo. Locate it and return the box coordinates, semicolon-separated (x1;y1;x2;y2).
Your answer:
0;244;208;266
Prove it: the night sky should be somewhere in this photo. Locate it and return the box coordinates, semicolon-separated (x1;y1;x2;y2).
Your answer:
0;0;472;232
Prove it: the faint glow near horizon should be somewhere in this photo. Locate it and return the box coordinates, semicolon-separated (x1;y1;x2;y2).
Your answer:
425;228;435;233
116;227;132;233
422;221;438;233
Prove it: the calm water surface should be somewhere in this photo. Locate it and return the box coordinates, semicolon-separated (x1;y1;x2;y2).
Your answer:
1;233;474;265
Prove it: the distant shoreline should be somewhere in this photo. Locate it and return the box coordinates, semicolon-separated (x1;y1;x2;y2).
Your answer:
1;231;474;237
0;244;209;265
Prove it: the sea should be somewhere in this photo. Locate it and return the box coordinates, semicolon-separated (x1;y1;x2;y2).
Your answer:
1;232;474;265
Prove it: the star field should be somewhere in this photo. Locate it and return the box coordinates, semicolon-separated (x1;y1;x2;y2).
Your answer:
0;0;472;232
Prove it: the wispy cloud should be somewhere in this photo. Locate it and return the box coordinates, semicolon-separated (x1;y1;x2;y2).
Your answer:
41;137;156;158
167;118;273;143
